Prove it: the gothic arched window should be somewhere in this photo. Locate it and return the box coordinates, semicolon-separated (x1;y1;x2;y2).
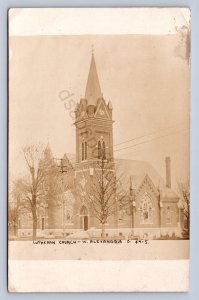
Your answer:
80;205;89;231
102;141;106;159
139;193;153;224
82;142;84;161
65;208;73;224
19;208;33;228
81;140;87;161
85;141;87;160
166;206;172;224
98;140;101;159
98;138;106;159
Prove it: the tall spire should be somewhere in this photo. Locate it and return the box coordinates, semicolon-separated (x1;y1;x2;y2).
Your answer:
85;51;102;105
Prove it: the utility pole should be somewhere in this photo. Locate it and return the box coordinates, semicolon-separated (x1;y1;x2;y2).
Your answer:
55;158;70;238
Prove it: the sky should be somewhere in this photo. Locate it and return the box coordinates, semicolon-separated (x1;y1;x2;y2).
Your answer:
9;32;190;188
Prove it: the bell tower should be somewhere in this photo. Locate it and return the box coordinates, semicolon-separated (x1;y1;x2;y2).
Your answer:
74;52;114;166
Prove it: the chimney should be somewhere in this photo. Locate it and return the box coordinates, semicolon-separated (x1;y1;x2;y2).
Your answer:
165;157;171;188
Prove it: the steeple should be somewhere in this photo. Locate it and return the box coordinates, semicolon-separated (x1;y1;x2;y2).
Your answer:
75;51;114;164
85;52;102;106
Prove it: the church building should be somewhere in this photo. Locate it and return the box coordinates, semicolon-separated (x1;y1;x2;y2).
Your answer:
17;52;184;239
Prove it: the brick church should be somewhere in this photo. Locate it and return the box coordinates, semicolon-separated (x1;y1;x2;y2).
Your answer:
17;53;184;239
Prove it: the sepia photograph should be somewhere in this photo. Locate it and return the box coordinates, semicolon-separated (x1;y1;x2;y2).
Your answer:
8;8;190;292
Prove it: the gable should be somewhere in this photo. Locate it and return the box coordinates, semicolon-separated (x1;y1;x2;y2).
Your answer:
136;174;159;199
94;99;110;119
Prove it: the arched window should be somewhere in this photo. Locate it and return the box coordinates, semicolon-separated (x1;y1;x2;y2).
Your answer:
82;142;84;161
139;194;153;224
65;208;73;224
98;138;106;159
80;205;89;231
37;206;46;230
102;141;106;159
98;140;101;159
19;208;33;228
85;141;87;160
81;140;87;161
166;206;172;224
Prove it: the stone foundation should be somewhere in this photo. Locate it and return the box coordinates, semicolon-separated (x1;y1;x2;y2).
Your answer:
17;226;183;239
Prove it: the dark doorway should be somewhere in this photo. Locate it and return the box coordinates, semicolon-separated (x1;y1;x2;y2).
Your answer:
80;206;89;231
84;216;88;231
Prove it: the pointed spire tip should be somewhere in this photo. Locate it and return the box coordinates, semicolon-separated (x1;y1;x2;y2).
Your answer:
85;49;102;105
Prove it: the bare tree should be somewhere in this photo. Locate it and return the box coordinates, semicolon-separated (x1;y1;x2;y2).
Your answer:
117;176;136;237
21;145;47;240
8;200;18;237
77;158;127;238
16;144;60;240
9;179;25;237
178;180;190;238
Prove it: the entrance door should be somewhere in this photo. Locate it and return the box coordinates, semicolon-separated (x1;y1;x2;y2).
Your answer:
80;206;89;231
84;216;88;231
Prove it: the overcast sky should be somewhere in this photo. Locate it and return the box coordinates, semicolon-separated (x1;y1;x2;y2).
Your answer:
9;33;190;187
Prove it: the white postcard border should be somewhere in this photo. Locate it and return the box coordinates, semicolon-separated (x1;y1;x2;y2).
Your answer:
9;260;189;292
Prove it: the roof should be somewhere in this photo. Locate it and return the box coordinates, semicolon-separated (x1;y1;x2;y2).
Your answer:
115;158;178;199
85;54;102;105
63;154;178;199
